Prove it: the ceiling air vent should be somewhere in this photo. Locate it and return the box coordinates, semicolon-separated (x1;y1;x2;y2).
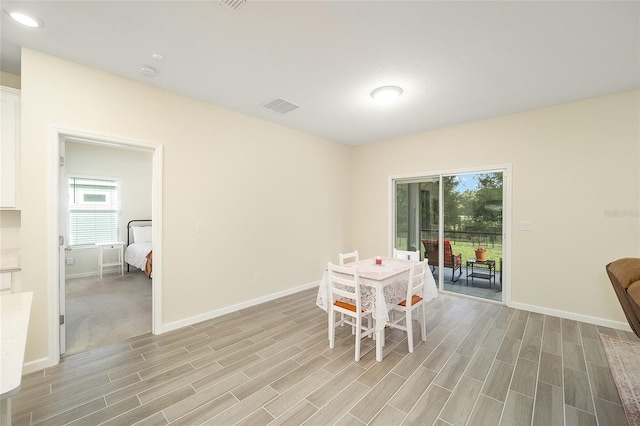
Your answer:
262;98;300;114
220;0;246;11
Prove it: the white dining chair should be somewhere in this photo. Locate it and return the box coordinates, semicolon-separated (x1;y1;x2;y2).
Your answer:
337;250;359;330
327;262;374;361
393;248;419;261
386;260;427;353
339;250;359;265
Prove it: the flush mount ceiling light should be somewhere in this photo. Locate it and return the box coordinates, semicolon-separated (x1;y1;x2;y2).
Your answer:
371;85;403;103
7;11;43;28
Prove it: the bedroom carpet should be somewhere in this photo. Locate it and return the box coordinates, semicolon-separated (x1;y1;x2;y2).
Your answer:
600;333;640;425
65;271;152;356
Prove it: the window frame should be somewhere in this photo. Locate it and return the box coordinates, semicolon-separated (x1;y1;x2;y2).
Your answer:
67;174;122;249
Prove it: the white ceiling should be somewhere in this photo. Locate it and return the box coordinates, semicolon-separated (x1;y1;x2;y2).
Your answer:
1;1;639;146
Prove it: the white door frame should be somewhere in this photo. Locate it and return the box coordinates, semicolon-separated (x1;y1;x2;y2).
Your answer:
388;164;512;305
58;137;66;353
49;127;163;362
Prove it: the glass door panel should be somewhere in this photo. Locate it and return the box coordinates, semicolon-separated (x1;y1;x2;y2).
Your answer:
394;177;440;278
442;172;503;302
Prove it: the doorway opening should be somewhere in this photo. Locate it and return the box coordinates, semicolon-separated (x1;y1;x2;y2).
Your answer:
392;167;509;303
51;128;163;361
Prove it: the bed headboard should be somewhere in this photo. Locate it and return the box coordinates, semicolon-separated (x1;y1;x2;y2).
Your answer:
127;219;152;247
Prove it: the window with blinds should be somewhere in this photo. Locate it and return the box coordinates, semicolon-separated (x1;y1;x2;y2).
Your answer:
68;176;121;246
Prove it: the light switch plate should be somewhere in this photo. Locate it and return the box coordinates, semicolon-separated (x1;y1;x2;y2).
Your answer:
520;221;533;231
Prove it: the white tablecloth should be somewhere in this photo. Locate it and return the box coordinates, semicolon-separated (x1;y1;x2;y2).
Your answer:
316;258;438;331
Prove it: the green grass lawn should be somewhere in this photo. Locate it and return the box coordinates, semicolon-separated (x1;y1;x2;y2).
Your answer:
448;241;502;270
396;238;503;271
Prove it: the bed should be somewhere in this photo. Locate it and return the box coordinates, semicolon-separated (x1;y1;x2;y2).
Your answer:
125;220;153;278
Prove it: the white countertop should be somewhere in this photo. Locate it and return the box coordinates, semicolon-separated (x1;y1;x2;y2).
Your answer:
0;292;32;399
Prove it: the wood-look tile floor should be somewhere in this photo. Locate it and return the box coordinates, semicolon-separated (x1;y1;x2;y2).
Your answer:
13;288;636;425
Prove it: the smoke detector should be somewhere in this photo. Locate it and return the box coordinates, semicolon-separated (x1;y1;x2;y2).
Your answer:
140;65;157;77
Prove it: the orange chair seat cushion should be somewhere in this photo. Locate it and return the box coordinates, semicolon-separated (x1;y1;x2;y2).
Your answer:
334;301;357;312
399;295;423;306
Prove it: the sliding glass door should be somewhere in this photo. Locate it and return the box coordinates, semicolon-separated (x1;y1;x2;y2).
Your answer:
394;177;439;255
393;169;505;303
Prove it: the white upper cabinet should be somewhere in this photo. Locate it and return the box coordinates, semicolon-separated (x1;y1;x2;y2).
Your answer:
1;87;20;209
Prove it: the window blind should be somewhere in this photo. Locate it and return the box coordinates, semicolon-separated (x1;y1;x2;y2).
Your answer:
68;177;120;246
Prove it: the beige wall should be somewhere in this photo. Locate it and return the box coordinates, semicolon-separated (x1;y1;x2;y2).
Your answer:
351;89;640;324
20;49;352;365
1;71;21;89
16;47;640;368
0;211;20;248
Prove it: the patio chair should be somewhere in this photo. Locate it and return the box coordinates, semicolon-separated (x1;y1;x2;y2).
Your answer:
421;239;462;282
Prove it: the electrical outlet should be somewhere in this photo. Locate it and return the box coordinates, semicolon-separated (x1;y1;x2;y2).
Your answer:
196;222;204;233
66;257;74;265
254;274;260;285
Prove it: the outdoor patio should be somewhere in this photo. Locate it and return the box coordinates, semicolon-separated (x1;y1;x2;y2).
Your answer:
432;266;502;302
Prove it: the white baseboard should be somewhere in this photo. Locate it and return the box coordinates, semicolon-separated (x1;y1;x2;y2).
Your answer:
161;280;320;333
509;301;632;332
23;356;56;375
65;268;124;279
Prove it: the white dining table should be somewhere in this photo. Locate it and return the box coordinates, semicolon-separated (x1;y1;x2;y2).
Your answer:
316;257;437;362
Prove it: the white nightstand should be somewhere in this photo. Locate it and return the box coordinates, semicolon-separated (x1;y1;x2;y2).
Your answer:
95;242;125;279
